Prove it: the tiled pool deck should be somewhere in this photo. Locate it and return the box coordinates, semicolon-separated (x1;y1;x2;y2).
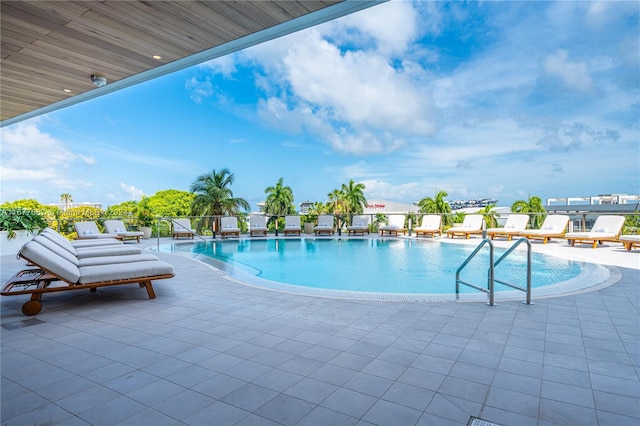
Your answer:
1;235;638;425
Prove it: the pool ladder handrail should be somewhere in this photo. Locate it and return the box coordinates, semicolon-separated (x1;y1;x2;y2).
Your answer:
455;238;533;306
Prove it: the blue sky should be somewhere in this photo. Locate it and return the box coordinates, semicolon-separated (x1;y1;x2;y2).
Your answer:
2;0;638;210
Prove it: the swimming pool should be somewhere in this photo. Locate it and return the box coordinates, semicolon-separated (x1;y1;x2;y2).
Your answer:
157;238;608;301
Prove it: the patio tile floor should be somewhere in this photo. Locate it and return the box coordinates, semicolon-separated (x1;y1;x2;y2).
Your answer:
1;237;639;425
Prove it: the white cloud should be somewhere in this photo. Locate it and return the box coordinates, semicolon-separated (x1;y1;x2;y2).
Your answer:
0;121;94;182
336;0;418;56
119;183;145;200
359;179;420;201
542;49;595;93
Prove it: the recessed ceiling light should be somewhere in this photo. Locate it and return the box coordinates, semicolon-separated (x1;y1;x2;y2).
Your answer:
153;55;162;60
63;89;72;93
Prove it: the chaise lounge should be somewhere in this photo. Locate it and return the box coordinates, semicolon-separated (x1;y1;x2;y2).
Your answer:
414;215;442;238
104;220;144;243
564;215;625;248
379;215;407;236
249;215;268;237
74;221;120;240
2;239;174;315
619;235;640;251
220;216;241;239
446;214;483;239
284;215;302;236
486;214;529;241
519;215;570;244
314;215;335;236
172;219;196;239
347;215;370;236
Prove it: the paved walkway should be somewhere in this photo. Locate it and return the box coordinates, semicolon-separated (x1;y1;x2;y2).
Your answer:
1;236;639;425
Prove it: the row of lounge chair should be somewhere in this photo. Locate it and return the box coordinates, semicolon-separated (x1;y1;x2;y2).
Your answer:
446;214;635;249
241;213;636;250
76;215;637;251
1;228;174;316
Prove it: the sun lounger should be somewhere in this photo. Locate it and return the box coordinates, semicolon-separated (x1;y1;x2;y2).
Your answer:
414;215;442;238
565;215;626;248
314;215;335;235
249;215;268;237
347;215;370;236
220;216;241;239
486;214;529;241
74;221;120;240
519;215;569;244
379;215;407;236
619;235;640;251
171;219;196;239
104;220;144;243
284;216;302;236
446;214;483;239
2;240;174;315
36;233;143;259
42;228;122;248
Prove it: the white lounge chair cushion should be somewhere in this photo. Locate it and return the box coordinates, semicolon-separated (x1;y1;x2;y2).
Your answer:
74;246;143;258
20;241;80;283
78;253;159;267
78;261;174;284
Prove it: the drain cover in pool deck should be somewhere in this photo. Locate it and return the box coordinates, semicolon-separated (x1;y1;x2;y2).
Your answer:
468;417;504;426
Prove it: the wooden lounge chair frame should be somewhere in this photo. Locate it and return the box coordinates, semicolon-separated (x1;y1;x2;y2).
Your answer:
2;252;174;316
620;236;640;251
2;269;173;317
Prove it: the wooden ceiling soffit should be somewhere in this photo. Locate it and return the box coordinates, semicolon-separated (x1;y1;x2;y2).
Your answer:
1;0;384;127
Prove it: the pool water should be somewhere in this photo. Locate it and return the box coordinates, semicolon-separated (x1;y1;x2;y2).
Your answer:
159;238;583;296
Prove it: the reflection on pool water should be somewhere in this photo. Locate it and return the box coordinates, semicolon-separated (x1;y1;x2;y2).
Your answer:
158;238;589;298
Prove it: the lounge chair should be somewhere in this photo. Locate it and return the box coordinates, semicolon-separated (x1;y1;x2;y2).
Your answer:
40;229;143;258
284;215;302;236
314;215;335;235
446;215;483;239
249;215;268;237
2;239;174;315
171;219;196;239
42;228;122;248
619;235;640;251
519;215;570;244
414;215;442;238
564;215;626;248
220;216;240;239
379;215;407;236
74;221;120;240
347;215;370;236
486;214;529;241
104;220;144;243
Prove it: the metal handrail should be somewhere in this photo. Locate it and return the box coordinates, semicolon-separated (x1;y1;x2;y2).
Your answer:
493;238;533;305
455;238;495;305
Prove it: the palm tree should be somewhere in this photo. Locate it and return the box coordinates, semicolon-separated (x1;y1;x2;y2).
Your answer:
511;195;546;229
418;190;452;225
264;178;295;230
478;204;500;229
190;168;250;233
264;178;295;216
341;179;367;215
327;188;348;215
60;193;73;211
